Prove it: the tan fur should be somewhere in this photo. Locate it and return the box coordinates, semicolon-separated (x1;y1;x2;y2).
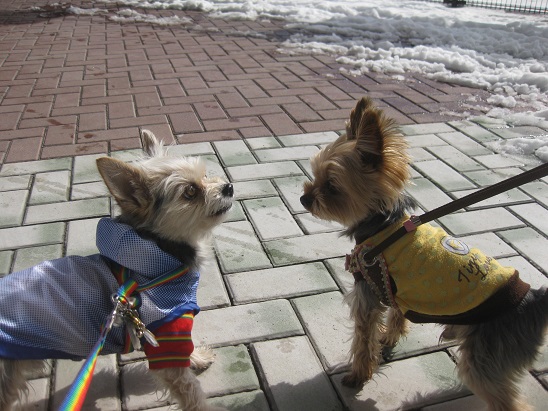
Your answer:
301;97;548;411
0;130;232;411
302;96;410;227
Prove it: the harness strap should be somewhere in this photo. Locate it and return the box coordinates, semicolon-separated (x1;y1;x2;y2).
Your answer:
360;162;548;264
58;262;190;411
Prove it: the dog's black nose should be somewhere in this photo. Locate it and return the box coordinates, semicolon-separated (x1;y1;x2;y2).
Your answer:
222;183;234;197
300;194;313;209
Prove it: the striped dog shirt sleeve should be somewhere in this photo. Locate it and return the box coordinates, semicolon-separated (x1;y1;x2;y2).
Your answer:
144;311;195;369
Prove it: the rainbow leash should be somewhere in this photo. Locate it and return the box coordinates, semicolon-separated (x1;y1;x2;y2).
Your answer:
58;263;189;411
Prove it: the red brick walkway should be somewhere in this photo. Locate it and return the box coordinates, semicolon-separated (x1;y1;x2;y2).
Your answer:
0;0;492;164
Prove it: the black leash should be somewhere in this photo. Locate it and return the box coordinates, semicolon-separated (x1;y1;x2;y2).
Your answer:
361;162;548;264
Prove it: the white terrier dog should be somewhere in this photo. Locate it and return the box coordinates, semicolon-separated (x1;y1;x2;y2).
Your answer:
0;130;233;410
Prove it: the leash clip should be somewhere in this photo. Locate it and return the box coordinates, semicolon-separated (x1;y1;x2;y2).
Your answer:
403;215;421;232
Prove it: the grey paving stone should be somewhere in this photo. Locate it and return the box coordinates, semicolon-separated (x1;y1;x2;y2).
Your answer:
400;123;454;135
0;174;31;191
406;134;448;148
332;351;468;411
244;196;303;240
498;255;548;289
0;157;72;177
436;131;492;156
427;145;484;172
213;220;271;273
295;212;344;234
520;181;548;208
233;179;277;200
193;299;304;347
458;232;516;258
197;259;230;310
474;153;525;168
408;147;436;162
409;167;422;179
71;181;110;200
246;136;282;150
324;257;354;294
464;167;522;186
510;202;548;235
0;189;28;228
298;158;313;179
499;227;548;273
406;177;453;212
439;208;524;236
120;360;167;411
226;262;338;304
208;390;270;411
202;154;229;180
73;154;103;184
252;336;343;411
15;377;49;411
0;222;65;251
66;218;101;256
273;175;310;214
224;200;246;222
226;161;303;182
437;352;548;411
255;146;319;163
12;244;63;272
413;160;476;191
53;355;121;411
110;149;142;163
29;170;70;205
387;322;453;360
24;197;110;224
489;125;547;139
198;345;260;397
264;231;353;266
0;250;12;275
278;131;338;147
452;187;531;209
422;394;479;411
213;140;257;166
169;142;215;157
292;291;352;373
449;120;500;142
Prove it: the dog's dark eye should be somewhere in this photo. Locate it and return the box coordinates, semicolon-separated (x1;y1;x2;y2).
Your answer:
184;184;198;200
325;180;338;195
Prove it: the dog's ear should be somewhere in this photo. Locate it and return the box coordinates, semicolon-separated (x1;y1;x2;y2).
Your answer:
141;129;164;158
96;157;152;217
345;97;389;168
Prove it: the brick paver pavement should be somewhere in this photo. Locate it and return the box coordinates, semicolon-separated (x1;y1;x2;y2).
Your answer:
0;1;547;410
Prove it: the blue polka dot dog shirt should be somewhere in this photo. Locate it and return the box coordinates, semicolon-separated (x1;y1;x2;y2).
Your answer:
0;218;200;366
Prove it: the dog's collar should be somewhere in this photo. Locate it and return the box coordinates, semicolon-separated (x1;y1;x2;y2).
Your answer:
107;258;190;294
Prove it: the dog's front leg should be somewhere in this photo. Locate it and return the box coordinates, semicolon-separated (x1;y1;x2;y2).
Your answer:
152;368;226;411
342;282;386;387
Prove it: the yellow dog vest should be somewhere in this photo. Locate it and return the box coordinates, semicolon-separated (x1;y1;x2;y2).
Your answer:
346;217;528;324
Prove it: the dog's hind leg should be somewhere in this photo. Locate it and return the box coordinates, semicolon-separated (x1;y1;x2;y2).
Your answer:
380;307;409;347
456;330;532;411
0;359;45;411
152;367;226;411
454;288;548;411
342;282;386;387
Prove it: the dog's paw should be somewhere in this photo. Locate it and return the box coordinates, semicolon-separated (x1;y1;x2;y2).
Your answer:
190;346;216;371
341;373;366;388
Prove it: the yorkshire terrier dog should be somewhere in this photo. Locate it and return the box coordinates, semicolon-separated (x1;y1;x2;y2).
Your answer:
300;97;548;411
0;130;233;410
